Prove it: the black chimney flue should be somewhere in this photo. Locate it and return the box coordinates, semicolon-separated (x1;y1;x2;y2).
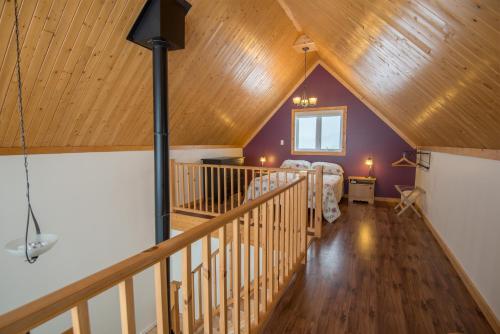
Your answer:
127;1;191;332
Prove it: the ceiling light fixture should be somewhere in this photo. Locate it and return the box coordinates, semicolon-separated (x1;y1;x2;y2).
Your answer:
292;47;317;107
5;0;58;263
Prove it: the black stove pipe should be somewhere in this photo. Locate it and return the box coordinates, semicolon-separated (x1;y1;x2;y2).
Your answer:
152;38;172;331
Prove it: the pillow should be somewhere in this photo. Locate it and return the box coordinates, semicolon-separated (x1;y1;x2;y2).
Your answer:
280;159;311;170
311;162;344;175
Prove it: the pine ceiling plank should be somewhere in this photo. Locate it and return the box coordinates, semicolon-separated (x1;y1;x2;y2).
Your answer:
9;0;80;147
79;49;147;146
14;0;87;146
0;0;36;137
0;0;57;147
284;0;500;149
39;0;131;147
53;0;145;147
34;0;110;147
50;0;138;146
105;70;151;145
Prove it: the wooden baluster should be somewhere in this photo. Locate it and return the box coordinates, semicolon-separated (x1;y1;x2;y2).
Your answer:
180;165;185;208
294;184;299;262
232;218;241;334
191;166;196;210
71;301;91;334
204;167;208;212
202;236;213;333
252;169;256;199
119;278;136;334
315;166;323;238
243;169;247;206
197;269;202;323
219;226;228;334
252;206;260;324
279;192;285;286
154;261;169;334
243;212;251;332
284;189;290;278
273;195;279;294
267;199;274;302
261;202;268;313
212;254;217;308
301;174;309;259
182;246;193;334
293;184;299;265
231;168;234;210
170;160;176;210
198;166;203;212
267;170;271;196
309;173;313;228
228;241;233;299
211;167;215;214
217;167;221;214
290;186;296;268
186;166;191;209
273;195;280;294
237;168;241;207
171;283;181;334
224;168;227;213
259;169;263;195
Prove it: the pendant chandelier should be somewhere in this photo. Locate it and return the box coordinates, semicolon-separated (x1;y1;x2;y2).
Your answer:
292;47;318;107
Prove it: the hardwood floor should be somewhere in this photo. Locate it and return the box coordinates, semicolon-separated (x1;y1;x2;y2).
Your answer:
263;201;494;334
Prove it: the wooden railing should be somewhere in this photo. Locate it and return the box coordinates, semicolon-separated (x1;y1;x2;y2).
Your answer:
170;160;323;238
0;174;309;334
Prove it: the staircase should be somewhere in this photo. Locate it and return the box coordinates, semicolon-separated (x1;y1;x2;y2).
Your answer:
0;175;309;334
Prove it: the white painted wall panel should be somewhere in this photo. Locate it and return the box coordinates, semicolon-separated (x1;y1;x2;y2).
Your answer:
416;152;500;319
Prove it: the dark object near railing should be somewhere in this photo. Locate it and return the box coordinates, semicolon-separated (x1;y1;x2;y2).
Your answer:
202;157;245;204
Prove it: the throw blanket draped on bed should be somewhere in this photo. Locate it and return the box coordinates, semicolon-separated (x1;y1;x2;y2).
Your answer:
245;172;341;223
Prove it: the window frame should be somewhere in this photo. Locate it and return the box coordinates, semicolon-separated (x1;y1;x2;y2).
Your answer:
291;106;347;156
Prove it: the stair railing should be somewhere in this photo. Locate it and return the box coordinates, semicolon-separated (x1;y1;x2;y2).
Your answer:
0;173;309;334
170;160;323;238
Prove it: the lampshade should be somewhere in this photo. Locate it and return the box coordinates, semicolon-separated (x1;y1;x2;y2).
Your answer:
365;157;373;166
260;156;267;163
308;97;318;105
292;96;301;104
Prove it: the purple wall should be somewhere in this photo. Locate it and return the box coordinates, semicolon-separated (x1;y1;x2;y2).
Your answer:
243;65;415;198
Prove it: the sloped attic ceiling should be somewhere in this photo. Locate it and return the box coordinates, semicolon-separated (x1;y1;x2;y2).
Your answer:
282;0;500;149
0;0;310;149
0;0;498;152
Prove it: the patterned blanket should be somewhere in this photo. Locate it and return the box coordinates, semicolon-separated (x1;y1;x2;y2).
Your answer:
245;172;341;223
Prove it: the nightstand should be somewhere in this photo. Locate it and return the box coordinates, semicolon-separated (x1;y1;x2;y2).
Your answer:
348;176;376;204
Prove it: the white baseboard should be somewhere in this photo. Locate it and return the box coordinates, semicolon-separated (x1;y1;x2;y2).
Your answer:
417;205;500;333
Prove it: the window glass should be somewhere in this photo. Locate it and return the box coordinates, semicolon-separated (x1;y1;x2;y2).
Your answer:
292;108;346;155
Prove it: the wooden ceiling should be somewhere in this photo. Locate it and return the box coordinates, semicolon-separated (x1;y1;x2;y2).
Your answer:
0;0;499;151
0;0;306;149
283;0;500;149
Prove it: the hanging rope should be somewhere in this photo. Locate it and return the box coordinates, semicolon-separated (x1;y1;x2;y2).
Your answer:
13;0;42;264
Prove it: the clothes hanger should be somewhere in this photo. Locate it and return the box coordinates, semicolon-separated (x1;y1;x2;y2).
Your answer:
392;152;417;168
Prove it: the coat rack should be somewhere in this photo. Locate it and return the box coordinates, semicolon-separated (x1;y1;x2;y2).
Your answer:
392;150;431;170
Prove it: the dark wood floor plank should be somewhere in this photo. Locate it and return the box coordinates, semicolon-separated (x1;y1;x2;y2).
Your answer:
263;201;494;334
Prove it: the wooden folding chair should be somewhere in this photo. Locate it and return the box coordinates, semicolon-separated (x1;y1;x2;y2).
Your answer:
394;185;425;217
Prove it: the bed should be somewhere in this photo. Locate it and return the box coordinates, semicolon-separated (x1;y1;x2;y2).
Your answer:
245;160;344;223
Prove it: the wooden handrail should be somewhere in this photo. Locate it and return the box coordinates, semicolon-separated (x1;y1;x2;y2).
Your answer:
171;159;323;239
0;176;305;334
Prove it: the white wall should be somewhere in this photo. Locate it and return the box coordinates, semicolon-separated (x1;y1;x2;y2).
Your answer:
0;147;242;333
416;152;500;320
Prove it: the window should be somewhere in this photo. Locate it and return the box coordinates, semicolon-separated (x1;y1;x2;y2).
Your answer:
292;107;346;155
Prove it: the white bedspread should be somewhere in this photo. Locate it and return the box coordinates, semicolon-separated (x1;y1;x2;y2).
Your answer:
245;172;342;223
